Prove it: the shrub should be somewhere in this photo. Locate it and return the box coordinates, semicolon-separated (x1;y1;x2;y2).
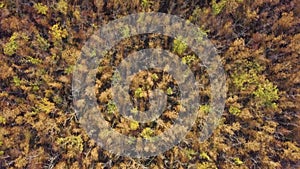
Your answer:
182;55;197;65
233;157;243;165
49;23;68;41
0;116;6;124
141;0;152;9
13;76;21;86
166;87;173;95
199;104;210;114
33;3;48;15
56;0;68;15
56;135;83;152
134;87;144;98
212;0;227;15
129;120;139;130
229;105;241;116
35;34;50;51
107;101;117;114
3;32;18;56
172;36;187;55
140;127;154;140
200;152;211;161
253;80;279;108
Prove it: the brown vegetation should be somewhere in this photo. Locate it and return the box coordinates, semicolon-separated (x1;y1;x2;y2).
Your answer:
0;0;299;168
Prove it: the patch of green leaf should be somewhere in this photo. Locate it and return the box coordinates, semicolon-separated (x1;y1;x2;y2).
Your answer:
56;135;83;152
253;80;279;108
3;33;18;56
107;101;117;114
134;87;144;98
229;105;241;116
172;36;188;55
233;157;243;165
34;3;48;15
0;116;6;124
182;55;197;65
140;127;154;140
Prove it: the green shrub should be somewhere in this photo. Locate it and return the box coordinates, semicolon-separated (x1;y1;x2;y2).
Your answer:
36;34;50;51
134;87;144;98
26;56;42;65
253;80;279;108
184;148;196;160
33;3;48;15
0;116;6;124
166;87;173;95
49;23;68;41
0;2;4;8
172;36;187;55
182;55;197;65
56;136;83;152
3;33;18;56
233;157;243;165
212;0;227;15
199;104;210;114
141;0;152;9
56;0;68;15
200;152;211;161
229;105;241;116
107;101;117;114
129;120;139;130
140;127;154;140
120;25;130;38
151;73;159;80
13;76;21;86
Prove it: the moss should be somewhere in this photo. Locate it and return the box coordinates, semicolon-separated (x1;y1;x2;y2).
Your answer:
73;9;81;20
172;36;188;55
166;87;173;95
130;120;139;130
26;56;42;65
107;100;117;114
229;105;241;116
0;116;6;124
182;55;197;65
151;73;159;81
134;87;144;98
195;162;217;169
13;76;21;86
140;127;154;140
38;98;55;114
141;0;152;9
233;157;243;165
56;135;83;152
231;61;265;90
212;0;227;15
130;107;139;115
64;66;74;75
33;3;48;15
36;34;50;51
120;25;130;38
3;32;18;56
200;152;211;161
0;2;4;8
183;148;196;160
56;0;68;15
253;80;279;108
199;104;210;114
49;23;68;41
